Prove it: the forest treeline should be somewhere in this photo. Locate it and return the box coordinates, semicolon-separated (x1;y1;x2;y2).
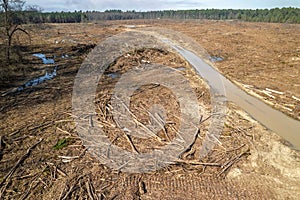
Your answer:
7;7;300;24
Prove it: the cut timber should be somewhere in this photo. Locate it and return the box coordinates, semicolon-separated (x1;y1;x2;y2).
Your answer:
266;88;284;95
242;84;254;89
292;95;300;102
262;90;276;99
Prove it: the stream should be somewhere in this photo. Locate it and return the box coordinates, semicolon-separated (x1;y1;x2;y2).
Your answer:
16;53;69;91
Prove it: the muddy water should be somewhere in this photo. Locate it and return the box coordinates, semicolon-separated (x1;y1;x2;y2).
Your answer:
171;45;300;150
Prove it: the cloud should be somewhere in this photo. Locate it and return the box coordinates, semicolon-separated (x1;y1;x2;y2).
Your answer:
26;0;300;12
25;0;204;11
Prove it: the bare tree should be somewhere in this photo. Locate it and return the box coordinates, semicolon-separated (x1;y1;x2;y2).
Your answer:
0;0;29;63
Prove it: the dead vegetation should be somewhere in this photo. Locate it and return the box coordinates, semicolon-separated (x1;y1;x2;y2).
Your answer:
0;20;299;199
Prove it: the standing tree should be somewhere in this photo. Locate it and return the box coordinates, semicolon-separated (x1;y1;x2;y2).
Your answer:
0;0;29;63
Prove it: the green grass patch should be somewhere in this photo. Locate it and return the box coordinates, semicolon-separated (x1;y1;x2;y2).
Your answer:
53;138;69;150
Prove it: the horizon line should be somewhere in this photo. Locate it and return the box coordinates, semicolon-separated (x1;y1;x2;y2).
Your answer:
38;6;299;13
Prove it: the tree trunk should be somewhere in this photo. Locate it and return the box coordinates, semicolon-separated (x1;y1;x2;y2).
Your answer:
6;35;12;64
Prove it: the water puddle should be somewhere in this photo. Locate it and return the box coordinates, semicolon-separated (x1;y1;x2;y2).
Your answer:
209;56;224;62
16;53;60;91
107;72;121;79
61;54;69;59
33;53;55;64
17;67;57;91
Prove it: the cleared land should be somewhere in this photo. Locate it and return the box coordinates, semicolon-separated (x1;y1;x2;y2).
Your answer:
154;20;300;119
0;20;299;199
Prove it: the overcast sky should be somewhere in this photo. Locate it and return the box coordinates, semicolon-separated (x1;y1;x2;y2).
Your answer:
26;0;300;12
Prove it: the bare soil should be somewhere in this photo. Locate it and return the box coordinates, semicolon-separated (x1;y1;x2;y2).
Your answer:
0;20;299;199
150;20;300;120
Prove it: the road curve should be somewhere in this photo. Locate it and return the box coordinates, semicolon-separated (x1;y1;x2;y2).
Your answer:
165;41;300;150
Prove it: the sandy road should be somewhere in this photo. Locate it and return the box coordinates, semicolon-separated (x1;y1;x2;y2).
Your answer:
134;28;300;149
168;41;300;150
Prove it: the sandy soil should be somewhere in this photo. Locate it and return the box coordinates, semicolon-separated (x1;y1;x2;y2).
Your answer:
0;20;299;199
151;20;300;120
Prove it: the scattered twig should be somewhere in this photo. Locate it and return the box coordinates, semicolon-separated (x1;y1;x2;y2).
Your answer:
113;100;163;143
0;138;43;187
132;117;164;142
58;147;87;163
59;174;93;200
170;126;184;142
62;112;78;118
12;135;29;142
0;136;3;161
175;159;221;167
130;84;160;97
60;184;76;200
55;119;74;124
89;115;94;127
144;105;170;142
56;168;67;177
0;139;43;198
0;102;17;112
96;104;105;117
8;121;53;138
58;155;80;160
18;165;48;200
116;161;130;171
94;119;116;128
18;175;40;200
232;125;256;150
13;173;37;180
179;128;199;158
28;121;53;132
217;149;250;177
125;134;139;154
78;147;88;158
9;129;21;137
56;127;73;136
177;115;204;157
114;119;139;154
121;101;158;138
0;136;3;150
86;177;98;200
107;135;119;158
51;163;68;177
225;144;246;153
